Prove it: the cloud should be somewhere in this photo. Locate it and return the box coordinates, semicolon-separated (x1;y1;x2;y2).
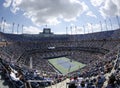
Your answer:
90;0;120;17
3;0;12;7
3;0;88;26
81;2;89;12
23;26;41;34
10;0;22;13
90;0;120;18
100;0;120;17
90;0;104;7
86;11;97;18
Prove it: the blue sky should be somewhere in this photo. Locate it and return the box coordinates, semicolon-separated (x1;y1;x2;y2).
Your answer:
0;0;120;34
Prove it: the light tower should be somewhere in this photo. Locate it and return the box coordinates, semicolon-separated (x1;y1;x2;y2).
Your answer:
0;17;3;32
3;19;6;33
66;26;68;35
12;22;15;34
22;25;24;34
100;21;102;32
83;25;85;34
70;26;72;35
17;24;19;34
105;20;108;31
109;19;113;30
116;15;120;28
75;26;77;34
91;23;93;33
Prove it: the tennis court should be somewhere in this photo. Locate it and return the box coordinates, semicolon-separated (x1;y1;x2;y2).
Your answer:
48;57;86;74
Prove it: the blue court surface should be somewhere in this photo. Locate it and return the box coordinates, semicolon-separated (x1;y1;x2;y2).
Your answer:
48;57;86;74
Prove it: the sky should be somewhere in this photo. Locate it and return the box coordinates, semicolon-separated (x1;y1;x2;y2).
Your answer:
0;0;120;34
